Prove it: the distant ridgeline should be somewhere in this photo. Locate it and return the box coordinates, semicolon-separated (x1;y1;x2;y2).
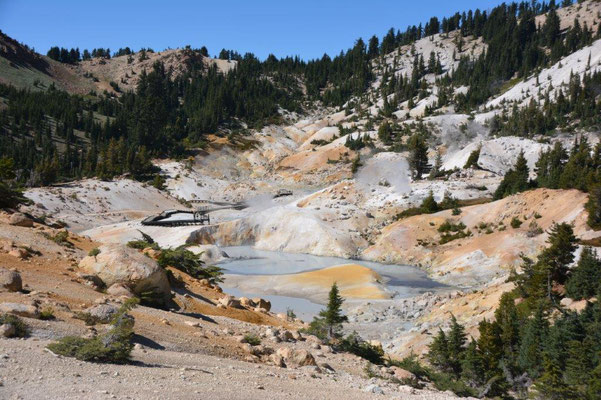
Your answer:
1;0;600;186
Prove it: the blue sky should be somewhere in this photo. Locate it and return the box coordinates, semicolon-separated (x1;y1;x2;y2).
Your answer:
1;0;504;60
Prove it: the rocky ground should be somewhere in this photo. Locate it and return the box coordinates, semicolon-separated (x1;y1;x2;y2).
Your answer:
0;211;470;399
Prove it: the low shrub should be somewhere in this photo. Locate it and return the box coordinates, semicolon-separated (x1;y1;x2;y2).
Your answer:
158;246;223;284
39;307;56;320
243;334;261;346
47;299;138;363
440;229;471;244
0;313;28;337
127;231;159;250
73;311;103;326
510;216;523;228
44;230;72;247
88;248;100;258
438;220;466;233
339;332;384;365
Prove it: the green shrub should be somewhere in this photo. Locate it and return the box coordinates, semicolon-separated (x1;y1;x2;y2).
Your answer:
0;313;28;337
244;334;261;346
158;246;223;284
39;307;55;320
47;299;138;363
127;231;159;250
339;332;384;365
0;181;30;209
88;248;100;258
127;240;158;250
510;216;523;228
73;312;103;326
440;229;471;244
388;354;476;397
44;230;72;247
286;307;297;320
438;220;466;233
463;147;481;169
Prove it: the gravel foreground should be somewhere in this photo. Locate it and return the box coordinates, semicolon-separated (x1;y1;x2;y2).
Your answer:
0;338;458;400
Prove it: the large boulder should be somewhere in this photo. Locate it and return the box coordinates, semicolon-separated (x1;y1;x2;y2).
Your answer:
276;347;317;367
78;244;171;304
391;366;416;381
0;268;22;292
9;213;33;228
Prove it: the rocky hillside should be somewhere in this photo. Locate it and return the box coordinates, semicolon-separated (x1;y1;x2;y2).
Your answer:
0;30;235;95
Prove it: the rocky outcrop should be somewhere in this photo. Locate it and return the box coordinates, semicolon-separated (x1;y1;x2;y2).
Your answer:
78;244;171;304
252;298;271;312
84;304;119;323
8;213;33;228
276;347;317;367
0;302;39;318
106;283;135;298
0;268;22;292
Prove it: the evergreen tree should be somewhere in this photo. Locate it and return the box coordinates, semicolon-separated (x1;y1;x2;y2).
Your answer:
428;328;451;371
420;190;440;213
447;314;467;376
518;304;549;378
565;247;601;300
408;134;430;179
494;151;530;199
533;356;576;400
309;283;348;340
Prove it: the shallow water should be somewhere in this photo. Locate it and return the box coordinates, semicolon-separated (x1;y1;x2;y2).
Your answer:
218;246;447;319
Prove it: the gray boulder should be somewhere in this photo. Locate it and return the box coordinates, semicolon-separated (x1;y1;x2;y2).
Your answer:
0;268;22;292
78;244;171;304
84;304;119;323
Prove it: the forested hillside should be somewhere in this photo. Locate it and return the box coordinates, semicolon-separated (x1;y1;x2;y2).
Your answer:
2;0;600;188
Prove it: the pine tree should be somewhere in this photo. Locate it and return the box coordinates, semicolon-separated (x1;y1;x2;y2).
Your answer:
565;247;601;300
586;184;601;229
533;356;576;400
518;305;549;378
539;223;577;290
564;340;592;396
408;134;430;179
461;339;485;387
377;121;392;145
494;151;530;199
476;319;503;378
447;315;467;376
420;190;440;213
429;150;443;180
428;328;451;372
309;283;348;340
494;293;521;370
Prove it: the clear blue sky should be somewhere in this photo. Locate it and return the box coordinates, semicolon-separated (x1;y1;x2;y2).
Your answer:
1;0;504;60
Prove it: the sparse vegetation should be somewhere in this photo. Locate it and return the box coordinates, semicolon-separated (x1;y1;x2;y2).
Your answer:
157;246;224;284
510;216;523;228
39;307;56;320
44;230;73;247
47;299;138;363
243;334;261;346
0;313;28;337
